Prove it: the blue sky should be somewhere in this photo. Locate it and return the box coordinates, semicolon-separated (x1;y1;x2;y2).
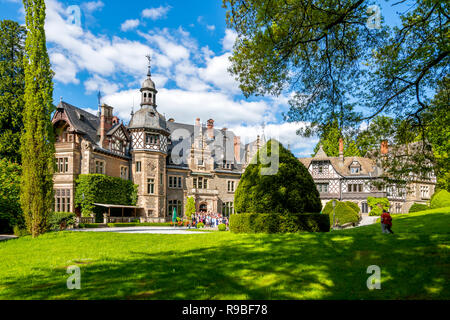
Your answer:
0;0;407;157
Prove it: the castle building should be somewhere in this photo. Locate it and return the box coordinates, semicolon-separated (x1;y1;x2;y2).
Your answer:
298;140;436;214
51;62;264;222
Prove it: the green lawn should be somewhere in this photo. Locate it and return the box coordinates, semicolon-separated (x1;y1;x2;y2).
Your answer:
0;208;449;300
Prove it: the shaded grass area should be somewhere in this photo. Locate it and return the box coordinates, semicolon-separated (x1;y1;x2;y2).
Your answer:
0;208;449;300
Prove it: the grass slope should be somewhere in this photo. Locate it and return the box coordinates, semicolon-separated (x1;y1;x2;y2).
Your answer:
0;208;449;300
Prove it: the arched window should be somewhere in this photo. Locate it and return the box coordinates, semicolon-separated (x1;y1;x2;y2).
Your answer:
143;92;147;98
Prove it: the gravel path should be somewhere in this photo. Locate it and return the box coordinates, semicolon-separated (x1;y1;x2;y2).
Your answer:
0;235;18;241
358;215;379;227
72;226;212;234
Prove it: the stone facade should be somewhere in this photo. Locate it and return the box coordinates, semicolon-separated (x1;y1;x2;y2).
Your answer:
52;64;263;221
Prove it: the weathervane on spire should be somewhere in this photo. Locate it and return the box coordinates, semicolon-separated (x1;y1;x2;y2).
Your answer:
97;91;102;117
145;54;152;77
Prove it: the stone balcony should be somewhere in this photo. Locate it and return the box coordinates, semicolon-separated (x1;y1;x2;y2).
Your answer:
55;142;80;151
189;188;219;196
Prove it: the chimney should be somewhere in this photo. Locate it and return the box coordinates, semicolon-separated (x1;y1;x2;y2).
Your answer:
207;119;214;139
112;116;119;125
381;140;389;155
234;136;241;163
339;138;344;161
99;104;114;148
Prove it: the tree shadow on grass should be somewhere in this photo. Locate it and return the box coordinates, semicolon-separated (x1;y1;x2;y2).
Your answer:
1;213;449;300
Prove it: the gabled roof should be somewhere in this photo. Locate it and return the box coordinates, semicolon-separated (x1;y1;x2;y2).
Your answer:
107;123;130;141
313;145;328;159
54;101;100;144
299;151;378;178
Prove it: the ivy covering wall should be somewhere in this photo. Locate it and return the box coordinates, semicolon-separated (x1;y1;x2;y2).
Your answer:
75;174;138;216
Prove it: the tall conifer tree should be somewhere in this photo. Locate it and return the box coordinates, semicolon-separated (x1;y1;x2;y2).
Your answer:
20;0;55;237
0;20;26;164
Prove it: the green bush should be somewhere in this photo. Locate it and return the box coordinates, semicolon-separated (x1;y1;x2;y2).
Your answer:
345;201;360;214
13;225;29;237
48;212;76;231
367;197;390;216
409;203;429;213
107;222;172;227
75;174;138;217
230;213;330;233
279;213;330;233
322;200;360;226
78;223;102;228
430;190;450;209
0;159;23;233
218;223;227;231
234;139;321;214
197;222;205;229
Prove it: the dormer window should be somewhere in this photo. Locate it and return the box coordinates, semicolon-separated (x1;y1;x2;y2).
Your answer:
350;161;361;174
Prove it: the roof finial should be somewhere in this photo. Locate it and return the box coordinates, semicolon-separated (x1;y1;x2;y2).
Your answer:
60;96;63;103
145;54;152;77
97;91;102;117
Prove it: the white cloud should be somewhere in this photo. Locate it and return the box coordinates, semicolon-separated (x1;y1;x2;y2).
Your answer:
142;6;171;20
199;53;240;93
121;19;140;31
206;25;215;31
229;122;318;157
222;29;237;51
45;0;154;84
43;1;311;153
138;31;190;63
103;87;270;126
50;52;79;84
81;1;104;13
84;75;119;95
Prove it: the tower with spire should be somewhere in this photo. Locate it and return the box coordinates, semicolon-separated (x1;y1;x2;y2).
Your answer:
140;55;157;107
127;55;170;221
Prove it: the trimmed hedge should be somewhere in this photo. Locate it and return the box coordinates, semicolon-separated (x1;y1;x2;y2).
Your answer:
48;212;76;231
345;201;360;214
367;197;390;216
430;190;450;209
234;140;322;214
78;223;102;228
322;200;360;226
409;203;429;213
229;213;330;234
218;223;227;231
107;222;171;227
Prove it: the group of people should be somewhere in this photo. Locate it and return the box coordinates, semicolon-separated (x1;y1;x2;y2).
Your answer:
190;212;229;229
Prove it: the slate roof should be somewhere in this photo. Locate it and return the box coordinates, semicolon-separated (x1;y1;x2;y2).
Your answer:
299;151;379;178
56;101;100;144
128;106;169;132
55;101;253;173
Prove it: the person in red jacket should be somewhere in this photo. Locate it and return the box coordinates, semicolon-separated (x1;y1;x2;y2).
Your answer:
381;210;394;234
